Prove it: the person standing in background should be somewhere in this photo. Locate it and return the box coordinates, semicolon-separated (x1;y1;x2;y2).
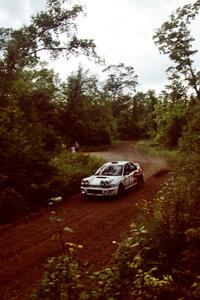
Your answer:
74;141;80;152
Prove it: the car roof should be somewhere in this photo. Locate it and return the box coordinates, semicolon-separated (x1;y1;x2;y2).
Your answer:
104;161;130;166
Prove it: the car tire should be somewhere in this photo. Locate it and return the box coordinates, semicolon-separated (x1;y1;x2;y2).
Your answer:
82;193;90;200
117;184;125;196
137;174;144;187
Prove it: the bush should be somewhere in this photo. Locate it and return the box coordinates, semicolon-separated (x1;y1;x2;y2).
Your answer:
0;149;104;223
31;255;83;300
49;151;105;197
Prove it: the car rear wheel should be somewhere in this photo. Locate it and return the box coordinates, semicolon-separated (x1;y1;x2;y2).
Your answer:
137;174;144;187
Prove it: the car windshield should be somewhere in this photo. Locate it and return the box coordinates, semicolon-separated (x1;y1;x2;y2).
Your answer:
95;164;123;176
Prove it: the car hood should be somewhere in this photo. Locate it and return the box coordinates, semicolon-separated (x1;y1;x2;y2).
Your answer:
85;175;121;186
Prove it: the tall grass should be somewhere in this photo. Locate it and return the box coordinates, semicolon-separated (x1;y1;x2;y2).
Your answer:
136;140;178;165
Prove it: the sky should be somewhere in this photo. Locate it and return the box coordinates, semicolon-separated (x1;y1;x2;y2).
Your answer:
0;0;199;93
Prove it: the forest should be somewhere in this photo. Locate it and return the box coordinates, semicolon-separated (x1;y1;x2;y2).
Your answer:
0;0;200;299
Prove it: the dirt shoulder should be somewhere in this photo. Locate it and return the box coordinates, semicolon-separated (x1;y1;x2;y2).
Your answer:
0;141;168;300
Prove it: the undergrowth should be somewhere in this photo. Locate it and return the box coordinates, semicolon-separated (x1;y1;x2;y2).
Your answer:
135;140;178;165
49;151;105;197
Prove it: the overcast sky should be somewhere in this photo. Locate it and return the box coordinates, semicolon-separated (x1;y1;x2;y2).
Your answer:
0;0;199;93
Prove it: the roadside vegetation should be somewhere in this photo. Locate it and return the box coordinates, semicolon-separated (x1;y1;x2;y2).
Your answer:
0;0;200;299
136;140;178;164
50;152;105;198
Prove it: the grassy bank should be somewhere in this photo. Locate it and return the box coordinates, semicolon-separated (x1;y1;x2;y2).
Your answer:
135;140;178;165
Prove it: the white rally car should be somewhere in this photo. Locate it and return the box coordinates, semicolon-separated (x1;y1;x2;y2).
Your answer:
81;161;144;197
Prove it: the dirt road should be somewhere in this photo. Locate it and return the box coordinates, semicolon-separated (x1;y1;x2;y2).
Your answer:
0;141;168;300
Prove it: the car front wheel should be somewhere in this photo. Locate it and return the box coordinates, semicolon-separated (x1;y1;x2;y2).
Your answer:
117;184;125;196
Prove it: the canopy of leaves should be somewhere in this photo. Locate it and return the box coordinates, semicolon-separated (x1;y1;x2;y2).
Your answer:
153;0;200;98
0;0;98;74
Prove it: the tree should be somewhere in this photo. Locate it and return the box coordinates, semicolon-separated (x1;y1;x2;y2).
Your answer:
153;0;200;99
102;63;138;117
0;0;100;221
0;0;99;103
0;0;98;71
154;95;187;147
60;66;115;145
163;78;188;103
116;90;158;140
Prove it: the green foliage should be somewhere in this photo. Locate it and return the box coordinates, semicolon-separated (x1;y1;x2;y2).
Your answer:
0;0;98;73
102;63;138;120
0;0;102;223
154;100;187;147
0;104;56;221
32;255;121;300
136;140;178;164
85;267;121;300
153;0;200;98
32;225;175;300
131;105;200;299
112;224;175;300
110;126;200;298
60;67;115;146
103;63;138;100
49;151;105;196
115;90;159;140
140;108;200;297
31;255;83;300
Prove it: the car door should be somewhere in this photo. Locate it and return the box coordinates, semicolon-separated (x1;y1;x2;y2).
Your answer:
128;163;138;186
123;163;132;188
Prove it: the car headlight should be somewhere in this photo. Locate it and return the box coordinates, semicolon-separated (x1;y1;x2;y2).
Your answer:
81;180;89;187
100;180;111;188
100;181;105;187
